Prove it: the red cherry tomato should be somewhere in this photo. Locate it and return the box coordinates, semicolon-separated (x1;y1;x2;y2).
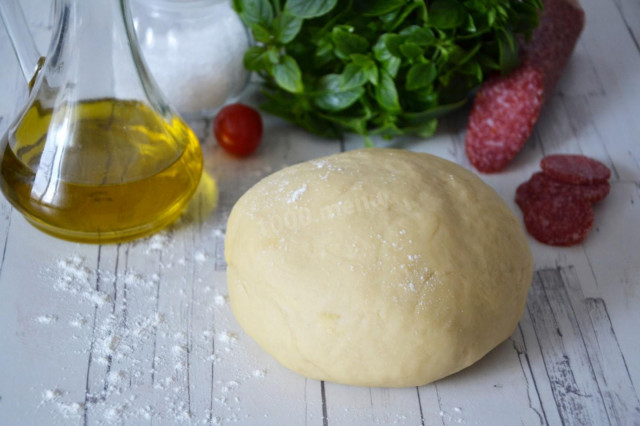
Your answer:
214;103;263;157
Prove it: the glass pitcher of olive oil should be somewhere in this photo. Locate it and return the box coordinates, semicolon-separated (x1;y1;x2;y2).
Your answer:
0;0;203;243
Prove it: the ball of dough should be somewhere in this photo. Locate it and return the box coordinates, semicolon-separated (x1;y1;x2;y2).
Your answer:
225;148;532;387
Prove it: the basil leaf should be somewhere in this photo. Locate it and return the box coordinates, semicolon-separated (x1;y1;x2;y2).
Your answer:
313;35;335;67
332;27;369;60
466;14;477;32
399;26;435;46
457;61;483;82
388;1;425;32
244;46;269;70
350;54;372;66
365;65;379;86
348;55;379;85
406;62;437;90
362;0;406;17
372;120;403;139
285;0;337;18
487;8;497;26
236;0;274;27
373;34;402;77
399;42;423;60
266;46;280;63
498;28;519;73
383;34;404;57
403;119;438;137
299;113;341;138
455;43;482;67
273;13;303;43
251;24;272;43
379;9;402;28
314;74;365;111
478;53;500;71
375;70;400;112
273;55;304;93
341;64;368;90
319;113;368;134
428;0;467;30
261;93;296;122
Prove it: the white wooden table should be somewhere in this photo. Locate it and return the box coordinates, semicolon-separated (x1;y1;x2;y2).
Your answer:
1;0;639;424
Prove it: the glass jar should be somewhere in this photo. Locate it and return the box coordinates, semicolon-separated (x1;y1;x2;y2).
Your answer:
131;0;251;119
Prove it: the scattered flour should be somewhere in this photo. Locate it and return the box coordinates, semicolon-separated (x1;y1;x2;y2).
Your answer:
42;389;64;402
439;408;465;424
252;369;267;378
53;256;111;306
146;231;172;253
34;250;275;425
69;314;88;328
216;331;237;344
103;404;128;422
214;294;228;306
36;314;58;324
194;251;208;262
57;402;84;418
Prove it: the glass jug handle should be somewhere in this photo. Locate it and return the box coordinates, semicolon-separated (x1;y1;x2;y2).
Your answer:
0;0;45;88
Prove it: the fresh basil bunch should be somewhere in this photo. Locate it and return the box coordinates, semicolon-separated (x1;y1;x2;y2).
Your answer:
233;0;542;143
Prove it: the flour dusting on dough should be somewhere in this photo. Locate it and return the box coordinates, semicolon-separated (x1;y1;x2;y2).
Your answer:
287;184;307;204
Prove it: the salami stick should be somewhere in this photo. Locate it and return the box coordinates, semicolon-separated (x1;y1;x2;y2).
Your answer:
465;0;585;173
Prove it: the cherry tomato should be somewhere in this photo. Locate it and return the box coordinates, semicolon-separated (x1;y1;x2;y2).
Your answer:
214;103;263;157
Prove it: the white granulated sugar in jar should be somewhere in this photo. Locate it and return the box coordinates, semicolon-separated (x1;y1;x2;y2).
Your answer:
133;0;250;117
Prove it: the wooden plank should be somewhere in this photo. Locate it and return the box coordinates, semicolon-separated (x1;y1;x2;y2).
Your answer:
518;308;565;426
582;182;640;390
558;266;640;423
0;215;101;425
527;268;614;425
321;382;374;425
369;387;424;425
0;200;12;279
417;385;443;426
611;0;640;54
422;338;545;425
572;0;640;180
81;244;126;424
511;323;551;426
585;298;640;421
304;378;325;425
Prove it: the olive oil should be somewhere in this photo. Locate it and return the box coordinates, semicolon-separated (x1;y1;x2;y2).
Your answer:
0;98;203;243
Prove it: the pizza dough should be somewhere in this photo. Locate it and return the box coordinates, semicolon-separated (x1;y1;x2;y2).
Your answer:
225;149;533;387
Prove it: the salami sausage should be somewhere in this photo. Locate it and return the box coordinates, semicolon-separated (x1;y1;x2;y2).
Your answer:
465;0;585;173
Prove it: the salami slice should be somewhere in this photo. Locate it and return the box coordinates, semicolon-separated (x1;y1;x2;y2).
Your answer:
516;171;610;209
523;195;594;246
465;0;585;173
540;154;611;184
